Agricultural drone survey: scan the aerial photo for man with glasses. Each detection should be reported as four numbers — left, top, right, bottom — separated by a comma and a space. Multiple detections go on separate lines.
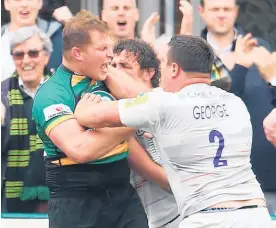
1, 25, 52, 213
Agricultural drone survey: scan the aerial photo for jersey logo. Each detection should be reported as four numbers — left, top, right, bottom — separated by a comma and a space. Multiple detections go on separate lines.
43, 104, 73, 121
91, 91, 115, 101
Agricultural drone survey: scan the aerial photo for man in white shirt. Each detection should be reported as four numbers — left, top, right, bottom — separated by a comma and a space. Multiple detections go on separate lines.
75, 35, 271, 228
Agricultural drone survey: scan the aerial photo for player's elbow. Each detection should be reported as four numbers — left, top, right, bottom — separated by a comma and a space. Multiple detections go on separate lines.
75, 111, 100, 129
65, 147, 98, 164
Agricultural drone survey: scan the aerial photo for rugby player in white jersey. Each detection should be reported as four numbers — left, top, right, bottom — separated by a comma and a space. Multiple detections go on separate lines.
109, 39, 180, 228
75, 35, 272, 228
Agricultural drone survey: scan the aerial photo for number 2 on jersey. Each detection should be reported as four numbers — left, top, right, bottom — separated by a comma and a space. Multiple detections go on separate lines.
209, 130, 228, 168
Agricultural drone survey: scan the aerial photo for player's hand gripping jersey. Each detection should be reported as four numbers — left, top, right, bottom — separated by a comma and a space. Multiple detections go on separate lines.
118, 84, 264, 219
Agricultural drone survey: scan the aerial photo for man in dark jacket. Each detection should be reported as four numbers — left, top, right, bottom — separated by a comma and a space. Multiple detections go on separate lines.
199, 0, 276, 215
1, 93, 10, 212
1, 26, 51, 213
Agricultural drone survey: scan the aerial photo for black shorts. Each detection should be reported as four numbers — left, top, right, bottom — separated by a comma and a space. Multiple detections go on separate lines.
46, 158, 148, 228
48, 183, 148, 228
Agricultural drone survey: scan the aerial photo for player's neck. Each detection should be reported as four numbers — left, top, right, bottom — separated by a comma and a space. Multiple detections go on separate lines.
180, 73, 211, 90
184, 78, 211, 87
62, 59, 85, 76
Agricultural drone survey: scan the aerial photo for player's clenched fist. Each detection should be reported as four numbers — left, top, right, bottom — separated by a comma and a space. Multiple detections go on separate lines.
75, 93, 101, 118
263, 108, 276, 147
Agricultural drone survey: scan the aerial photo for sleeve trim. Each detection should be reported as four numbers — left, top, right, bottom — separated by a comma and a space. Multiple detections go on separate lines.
45, 114, 75, 136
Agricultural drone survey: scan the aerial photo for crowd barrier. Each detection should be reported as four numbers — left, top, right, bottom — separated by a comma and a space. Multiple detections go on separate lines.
1, 213, 276, 228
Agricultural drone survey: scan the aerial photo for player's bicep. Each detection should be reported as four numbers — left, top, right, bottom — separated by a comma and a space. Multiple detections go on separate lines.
48, 118, 84, 155
118, 92, 160, 130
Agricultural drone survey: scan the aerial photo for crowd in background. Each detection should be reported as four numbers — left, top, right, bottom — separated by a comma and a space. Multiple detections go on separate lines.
1, 0, 276, 218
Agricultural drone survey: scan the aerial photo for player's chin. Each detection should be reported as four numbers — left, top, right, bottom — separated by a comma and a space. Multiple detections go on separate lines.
98, 72, 107, 81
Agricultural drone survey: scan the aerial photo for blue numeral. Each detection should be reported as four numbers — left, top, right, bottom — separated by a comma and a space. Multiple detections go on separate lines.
209, 130, 228, 168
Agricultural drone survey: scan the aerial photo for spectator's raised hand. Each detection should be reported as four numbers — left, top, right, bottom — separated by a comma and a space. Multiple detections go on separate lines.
52, 6, 73, 24
141, 12, 160, 44
218, 34, 257, 71
179, 0, 193, 35
234, 33, 258, 68
263, 108, 276, 147
251, 47, 276, 82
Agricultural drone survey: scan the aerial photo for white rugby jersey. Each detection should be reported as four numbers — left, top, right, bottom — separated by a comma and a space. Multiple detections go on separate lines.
130, 129, 178, 227
119, 83, 264, 219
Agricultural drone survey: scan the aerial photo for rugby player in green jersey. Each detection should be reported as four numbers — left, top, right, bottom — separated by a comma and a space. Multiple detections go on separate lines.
32, 10, 148, 228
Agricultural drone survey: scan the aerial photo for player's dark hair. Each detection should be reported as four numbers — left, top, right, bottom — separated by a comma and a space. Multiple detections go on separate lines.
167, 35, 215, 74
113, 39, 161, 88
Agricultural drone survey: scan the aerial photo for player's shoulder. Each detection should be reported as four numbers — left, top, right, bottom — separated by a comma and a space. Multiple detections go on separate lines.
210, 85, 249, 113
33, 68, 73, 109
151, 87, 172, 98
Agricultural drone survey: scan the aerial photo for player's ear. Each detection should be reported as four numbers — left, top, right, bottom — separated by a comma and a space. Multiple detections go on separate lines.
143, 68, 155, 82
71, 47, 83, 61
102, 9, 107, 22
172, 63, 179, 78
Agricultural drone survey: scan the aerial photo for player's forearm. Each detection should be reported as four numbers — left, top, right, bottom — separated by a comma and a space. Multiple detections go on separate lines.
127, 137, 170, 191
68, 127, 134, 163
75, 101, 124, 128
105, 73, 151, 99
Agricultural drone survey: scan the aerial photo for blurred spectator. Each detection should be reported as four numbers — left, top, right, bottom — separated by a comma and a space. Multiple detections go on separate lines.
1, 0, 63, 81
199, 0, 276, 215
1, 97, 10, 212
252, 47, 276, 138
101, 0, 139, 40
1, 0, 72, 24
141, 0, 193, 45
253, 48, 276, 216
237, 0, 276, 51
1, 26, 51, 213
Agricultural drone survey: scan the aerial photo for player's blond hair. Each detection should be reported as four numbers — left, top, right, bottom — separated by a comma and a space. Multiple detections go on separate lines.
63, 10, 109, 58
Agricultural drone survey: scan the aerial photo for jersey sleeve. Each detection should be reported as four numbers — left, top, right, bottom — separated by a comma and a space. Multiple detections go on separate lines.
32, 85, 75, 136
118, 91, 163, 131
